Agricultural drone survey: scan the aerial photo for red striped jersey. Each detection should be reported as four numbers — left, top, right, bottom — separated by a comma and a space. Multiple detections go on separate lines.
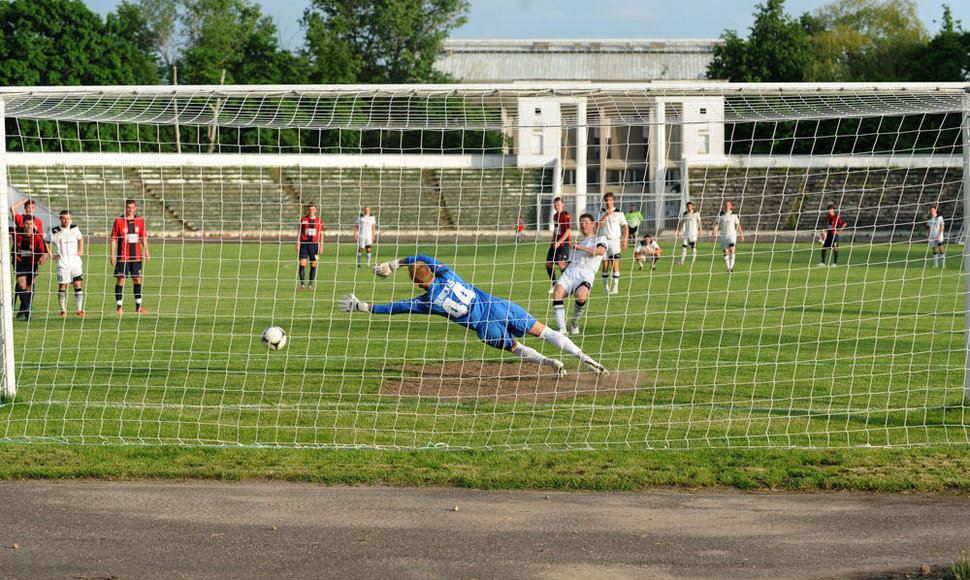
300, 217, 323, 242
12, 230, 48, 266
112, 216, 147, 261
14, 213, 42, 235
825, 214, 846, 233
552, 211, 571, 243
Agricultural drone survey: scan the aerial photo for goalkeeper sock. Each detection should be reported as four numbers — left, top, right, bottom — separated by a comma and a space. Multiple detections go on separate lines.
58, 289, 67, 313
74, 288, 84, 312
309, 265, 317, 285
553, 301, 566, 331
115, 284, 124, 307
538, 327, 582, 357
511, 342, 559, 369
298, 265, 305, 285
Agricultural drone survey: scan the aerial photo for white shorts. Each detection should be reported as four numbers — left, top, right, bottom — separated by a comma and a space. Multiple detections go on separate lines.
555, 268, 595, 296
357, 235, 374, 248
681, 235, 697, 246
604, 238, 622, 259
56, 258, 83, 285
930, 240, 945, 248
719, 237, 736, 250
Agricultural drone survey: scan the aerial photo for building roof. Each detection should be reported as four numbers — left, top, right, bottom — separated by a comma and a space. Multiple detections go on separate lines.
435, 39, 721, 83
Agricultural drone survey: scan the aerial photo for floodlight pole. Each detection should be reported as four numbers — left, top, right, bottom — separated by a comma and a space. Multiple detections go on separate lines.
0, 98, 16, 400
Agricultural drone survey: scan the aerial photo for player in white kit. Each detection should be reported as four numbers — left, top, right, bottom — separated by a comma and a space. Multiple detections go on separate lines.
712, 201, 744, 273
354, 206, 378, 267
48, 210, 85, 316
552, 214, 607, 335
596, 193, 629, 295
634, 235, 662, 270
927, 205, 946, 269
676, 201, 703, 265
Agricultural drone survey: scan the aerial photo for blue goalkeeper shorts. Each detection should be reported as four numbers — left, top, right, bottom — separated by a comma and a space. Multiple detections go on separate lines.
473, 299, 536, 351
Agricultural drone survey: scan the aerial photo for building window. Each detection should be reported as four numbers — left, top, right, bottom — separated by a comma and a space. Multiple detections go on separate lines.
698, 130, 710, 155
533, 131, 545, 155
587, 168, 600, 185
562, 170, 576, 186
606, 170, 623, 185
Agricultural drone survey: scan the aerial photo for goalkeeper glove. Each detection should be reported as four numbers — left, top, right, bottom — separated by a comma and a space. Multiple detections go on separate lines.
372, 259, 400, 278
338, 294, 370, 313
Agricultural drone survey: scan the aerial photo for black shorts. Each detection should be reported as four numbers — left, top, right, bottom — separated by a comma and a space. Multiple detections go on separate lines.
14, 261, 37, 285
607, 252, 622, 261
299, 242, 319, 261
823, 233, 839, 248
628, 225, 639, 238
546, 243, 570, 264
114, 261, 143, 278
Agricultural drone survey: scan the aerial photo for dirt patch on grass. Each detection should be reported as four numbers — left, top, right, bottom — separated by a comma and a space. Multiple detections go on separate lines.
382, 361, 647, 402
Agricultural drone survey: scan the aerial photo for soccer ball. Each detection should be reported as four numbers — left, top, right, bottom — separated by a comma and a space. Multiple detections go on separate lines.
261, 326, 287, 351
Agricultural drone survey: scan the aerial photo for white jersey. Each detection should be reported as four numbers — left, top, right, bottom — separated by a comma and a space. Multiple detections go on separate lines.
48, 224, 83, 260
928, 215, 945, 242
596, 208, 628, 242
356, 214, 377, 244
716, 212, 740, 240
678, 211, 701, 240
567, 235, 608, 277
637, 240, 660, 254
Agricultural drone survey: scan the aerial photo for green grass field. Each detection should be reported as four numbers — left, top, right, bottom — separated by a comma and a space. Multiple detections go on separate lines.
0, 239, 966, 453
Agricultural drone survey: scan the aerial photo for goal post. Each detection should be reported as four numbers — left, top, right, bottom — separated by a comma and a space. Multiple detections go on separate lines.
0, 83, 968, 449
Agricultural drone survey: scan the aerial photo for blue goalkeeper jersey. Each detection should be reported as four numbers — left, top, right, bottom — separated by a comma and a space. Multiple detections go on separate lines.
370, 255, 535, 350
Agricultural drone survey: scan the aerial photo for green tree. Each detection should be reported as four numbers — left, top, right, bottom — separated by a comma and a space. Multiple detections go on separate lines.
0, 0, 159, 85
805, 0, 927, 81
302, 0, 470, 84
907, 5, 969, 81
707, 0, 813, 82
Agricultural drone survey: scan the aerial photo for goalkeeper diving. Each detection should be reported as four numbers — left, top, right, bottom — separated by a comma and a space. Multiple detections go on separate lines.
338, 255, 608, 377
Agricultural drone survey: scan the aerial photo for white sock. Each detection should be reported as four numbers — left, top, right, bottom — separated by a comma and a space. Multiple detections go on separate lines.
681, 246, 687, 261
58, 290, 67, 312
74, 290, 83, 311
602, 274, 609, 290
724, 253, 730, 269
934, 253, 939, 267
553, 302, 566, 331
941, 253, 946, 267
729, 253, 736, 269
570, 301, 586, 327
691, 248, 697, 264
538, 327, 582, 357
612, 274, 620, 290
357, 252, 362, 265
511, 342, 558, 369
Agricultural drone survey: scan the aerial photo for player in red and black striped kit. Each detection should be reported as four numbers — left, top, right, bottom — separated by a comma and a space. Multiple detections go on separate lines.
297, 204, 324, 289
818, 204, 847, 267
110, 199, 150, 314
545, 197, 572, 293
10, 215, 49, 321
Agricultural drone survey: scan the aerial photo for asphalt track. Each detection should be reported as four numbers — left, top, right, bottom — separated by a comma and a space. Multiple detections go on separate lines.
1, 481, 968, 579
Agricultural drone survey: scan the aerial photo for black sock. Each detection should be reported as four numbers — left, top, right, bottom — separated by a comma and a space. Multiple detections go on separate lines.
115, 284, 124, 306
298, 265, 305, 284
820, 250, 827, 264
546, 265, 555, 281
309, 266, 317, 284
133, 283, 143, 307
833, 250, 838, 264
22, 289, 33, 312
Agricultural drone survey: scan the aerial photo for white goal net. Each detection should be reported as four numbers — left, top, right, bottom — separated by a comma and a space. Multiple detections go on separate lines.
0, 83, 967, 449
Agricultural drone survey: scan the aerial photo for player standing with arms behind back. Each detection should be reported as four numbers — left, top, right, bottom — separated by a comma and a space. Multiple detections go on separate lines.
676, 201, 702, 265
111, 199, 149, 314
545, 196, 572, 294
818, 204, 847, 267
927, 205, 946, 269
298, 203, 323, 289
596, 193, 628, 294
354, 206, 377, 268
49, 210, 85, 316
712, 201, 744, 273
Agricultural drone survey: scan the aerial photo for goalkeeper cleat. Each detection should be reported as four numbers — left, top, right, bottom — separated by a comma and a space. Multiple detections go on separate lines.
552, 359, 567, 379
580, 355, 608, 376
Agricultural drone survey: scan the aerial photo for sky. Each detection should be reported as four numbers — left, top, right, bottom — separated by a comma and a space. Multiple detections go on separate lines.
84, 0, 970, 50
